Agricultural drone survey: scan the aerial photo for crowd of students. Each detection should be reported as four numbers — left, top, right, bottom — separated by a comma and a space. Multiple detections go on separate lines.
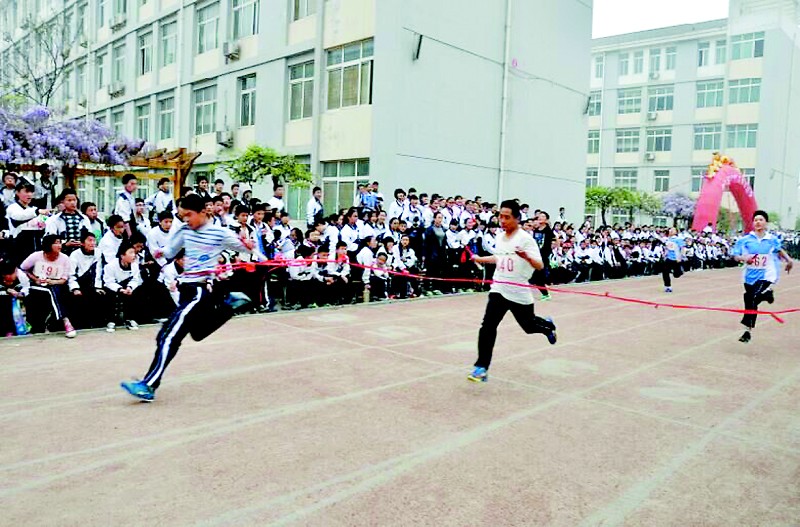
0, 169, 790, 338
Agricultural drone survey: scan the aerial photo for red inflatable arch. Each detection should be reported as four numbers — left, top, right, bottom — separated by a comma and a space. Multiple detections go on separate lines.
691, 155, 758, 233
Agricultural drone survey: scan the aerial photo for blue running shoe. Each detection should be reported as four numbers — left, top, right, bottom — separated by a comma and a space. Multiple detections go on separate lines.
224, 292, 252, 311
665, 287, 673, 293
545, 317, 557, 345
120, 380, 155, 402
467, 367, 488, 383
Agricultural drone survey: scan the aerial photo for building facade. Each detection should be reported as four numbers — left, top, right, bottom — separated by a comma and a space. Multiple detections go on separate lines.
0, 0, 592, 222
587, 0, 800, 228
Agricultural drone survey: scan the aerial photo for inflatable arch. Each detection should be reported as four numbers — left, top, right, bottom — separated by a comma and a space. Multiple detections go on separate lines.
691, 154, 758, 233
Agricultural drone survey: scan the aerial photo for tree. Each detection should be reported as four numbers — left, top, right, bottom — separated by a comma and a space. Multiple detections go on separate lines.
216, 144, 313, 190
0, 105, 144, 166
662, 192, 696, 228
614, 189, 662, 223
716, 206, 741, 234
1, 14, 80, 108
585, 186, 621, 226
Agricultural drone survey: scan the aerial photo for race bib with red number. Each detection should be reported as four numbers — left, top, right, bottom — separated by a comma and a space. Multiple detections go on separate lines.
747, 254, 770, 269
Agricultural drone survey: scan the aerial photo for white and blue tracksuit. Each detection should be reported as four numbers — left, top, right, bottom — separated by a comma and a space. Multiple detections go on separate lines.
142, 223, 263, 389
733, 231, 782, 329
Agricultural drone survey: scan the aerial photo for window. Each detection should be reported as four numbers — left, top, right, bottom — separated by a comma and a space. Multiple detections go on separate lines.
587, 92, 601, 116
321, 159, 370, 213
292, 0, 316, 21
729, 78, 761, 104
646, 128, 672, 152
665, 46, 676, 71
63, 67, 72, 100
76, 61, 86, 100
715, 39, 727, 64
648, 85, 674, 111
238, 74, 256, 126
726, 124, 758, 148
691, 167, 705, 192
611, 208, 628, 225
741, 168, 755, 189
586, 169, 599, 188
138, 33, 152, 75
197, 3, 219, 54
232, 0, 258, 39
327, 39, 373, 110
693, 123, 722, 151
290, 61, 314, 120
649, 48, 661, 73
95, 112, 107, 125
77, 1, 87, 37
696, 80, 724, 108
112, 42, 125, 83
618, 53, 629, 76
654, 170, 670, 192
652, 216, 669, 227
617, 88, 641, 114
698, 42, 710, 67
594, 55, 604, 78
194, 85, 217, 135
96, 52, 106, 88
633, 50, 644, 74
135, 102, 150, 140
112, 108, 124, 135
160, 20, 177, 67
114, 0, 127, 15
731, 32, 765, 60
613, 169, 638, 190
98, 0, 107, 27
616, 129, 640, 153
587, 130, 600, 154
158, 96, 174, 140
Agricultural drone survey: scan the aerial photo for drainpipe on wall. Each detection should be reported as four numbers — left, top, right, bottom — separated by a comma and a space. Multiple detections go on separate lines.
496, 0, 512, 203
175, 0, 185, 168
310, 0, 326, 189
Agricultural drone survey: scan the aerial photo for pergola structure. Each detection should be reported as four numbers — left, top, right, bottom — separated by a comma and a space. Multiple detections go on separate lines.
14, 147, 201, 200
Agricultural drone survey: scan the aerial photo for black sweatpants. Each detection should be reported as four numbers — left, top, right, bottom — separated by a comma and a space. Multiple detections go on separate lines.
741, 280, 773, 329
475, 292, 555, 370
142, 283, 233, 390
661, 259, 683, 287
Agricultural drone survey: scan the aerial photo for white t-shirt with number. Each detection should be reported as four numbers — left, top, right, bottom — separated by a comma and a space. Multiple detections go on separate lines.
490, 228, 542, 305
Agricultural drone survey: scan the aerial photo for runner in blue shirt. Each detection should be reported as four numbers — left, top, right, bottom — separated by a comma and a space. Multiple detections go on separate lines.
662, 227, 684, 293
732, 210, 793, 343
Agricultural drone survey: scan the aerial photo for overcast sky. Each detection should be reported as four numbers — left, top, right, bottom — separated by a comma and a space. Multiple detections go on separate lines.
593, 0, 730, 38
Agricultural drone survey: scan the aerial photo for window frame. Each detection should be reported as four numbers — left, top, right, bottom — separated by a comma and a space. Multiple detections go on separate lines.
618, 53, 629, 76
633, 50, 644, 74
292, 0, 317, 21
698, 41, 710, 67
586, 169, 599, 188
729, 78, 761, 104
138, 32, 152, 76
587, 130, 600, 154
193, 85, 217, 136
726, 124, 758, 148
232, 0, 259, 39
693, 123, 722, 151
158, 95, 175, 140
696, 80, 724, 108
648, 85, 674, 112
731, 32, 765, 60
615, 129, 640, 153
326, 39, 374, 110
587, 92, 601, 116
646, 127, 672, 152
135, 101, 150, 141
197, 2, 220, 54
613, 169, 638, 190
112, 41, 125, 83
238, 74, 256, 127
665, 46, 676, 71
617, 88, 642, 114
654, 170, 670, 192
289, 61, 315, 120
160, 19, 177, 67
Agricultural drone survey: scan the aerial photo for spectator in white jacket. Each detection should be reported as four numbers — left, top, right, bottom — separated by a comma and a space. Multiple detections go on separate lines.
102, 242, 143, 332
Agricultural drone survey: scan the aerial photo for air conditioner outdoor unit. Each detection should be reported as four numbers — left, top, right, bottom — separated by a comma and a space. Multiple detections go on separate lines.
216, 130, 234, 147
78, 35, 89, 48
110, 15, 127, 31
649, 71, 660, 80
77, 97, 87, 107
645, 152, 656, 161
647, 111, 658, 121
222, 41, 240, 61
108, 83, 125, 97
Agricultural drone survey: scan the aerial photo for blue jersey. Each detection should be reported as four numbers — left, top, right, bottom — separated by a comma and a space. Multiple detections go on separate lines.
665, 236, 684, 261
732, 232, 782, 285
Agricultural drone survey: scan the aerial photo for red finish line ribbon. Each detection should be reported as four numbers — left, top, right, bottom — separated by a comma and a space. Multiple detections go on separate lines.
187, 255, 797, 324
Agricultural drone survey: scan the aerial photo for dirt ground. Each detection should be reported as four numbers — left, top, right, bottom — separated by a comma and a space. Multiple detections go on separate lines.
2, 267, 800, 526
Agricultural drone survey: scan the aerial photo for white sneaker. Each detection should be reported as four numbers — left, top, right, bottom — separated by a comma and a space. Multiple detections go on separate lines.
106, 322, 116, 333
126, 320, 139, 331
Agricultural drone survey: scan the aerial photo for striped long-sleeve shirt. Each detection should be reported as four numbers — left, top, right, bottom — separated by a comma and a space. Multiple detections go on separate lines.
164, 222, 265, 283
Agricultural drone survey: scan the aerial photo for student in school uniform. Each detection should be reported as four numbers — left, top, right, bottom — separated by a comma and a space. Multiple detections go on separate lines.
364, 251, 390, 301
306, 186, 324, 228
158, 249, 185, 306
393, 234, 420, 298
0, 260, 30, 337
68, 231, 104, 329
325, 241, 352, 304
661, 227, 684, 293
103, 242, 143, 332
387, 188, 408, 223
114, 174, 138, 238
341, 208, 361, 261
7, 181, 51, 264
445, 219, 464, 291
20, 234, 76, 338
81, 202, 106, 241
287, 243, 320, 309
45, 189, 90, 255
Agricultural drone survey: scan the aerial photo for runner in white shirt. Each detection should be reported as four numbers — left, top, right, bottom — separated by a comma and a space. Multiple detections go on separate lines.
467, 200, 557, 383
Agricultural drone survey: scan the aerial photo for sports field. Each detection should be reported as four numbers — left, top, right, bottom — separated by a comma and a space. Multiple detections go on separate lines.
2, 267, 800, 526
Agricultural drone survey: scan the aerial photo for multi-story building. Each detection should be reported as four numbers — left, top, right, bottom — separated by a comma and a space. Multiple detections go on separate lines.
0, 0, 593, 221
587, 0, 800, 228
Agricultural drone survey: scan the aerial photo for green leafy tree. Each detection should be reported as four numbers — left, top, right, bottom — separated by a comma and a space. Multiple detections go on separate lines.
585, 186, 622, 226
215, 144, 313, 189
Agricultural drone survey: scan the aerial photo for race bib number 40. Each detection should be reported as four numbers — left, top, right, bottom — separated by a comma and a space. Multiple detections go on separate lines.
747, 254, 770, 269
498, 256, 515, 272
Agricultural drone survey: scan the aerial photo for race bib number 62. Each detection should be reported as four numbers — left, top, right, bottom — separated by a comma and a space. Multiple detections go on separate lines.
747, 254, 769, 269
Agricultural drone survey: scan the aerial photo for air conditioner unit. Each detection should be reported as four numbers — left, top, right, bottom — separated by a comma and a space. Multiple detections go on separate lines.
222, 41, 240, 61
645, 152, 656, 161
649, 71, 660, 80
110, 15, 127, 31
216, 130, 234, 147
79, 35, 89, 48
77, 97, 87, 107
646, 111, 658, 121
108, 83, 125, 97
